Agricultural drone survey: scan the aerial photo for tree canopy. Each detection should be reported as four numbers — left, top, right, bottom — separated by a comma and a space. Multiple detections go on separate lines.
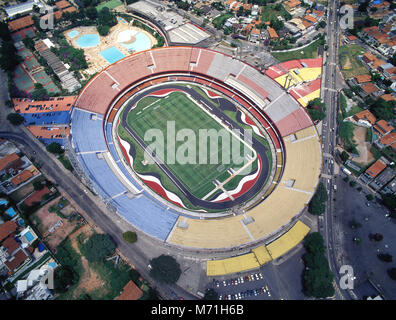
7, 113, 25, 125
308, 182, 328, 215
149, 255, 181, 284
46, 142, 63, 154
122, 231, 137, 243
81, 233, 116, 262
302, 232, 334, 298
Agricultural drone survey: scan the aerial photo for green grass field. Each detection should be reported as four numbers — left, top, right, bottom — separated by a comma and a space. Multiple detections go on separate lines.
96, 0, 122, 12
272, 38, 322, 62
127, 91, 254, 199
339, 44, 367, 79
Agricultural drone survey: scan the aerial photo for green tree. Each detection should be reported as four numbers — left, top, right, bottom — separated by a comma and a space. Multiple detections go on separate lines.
33, 180, 44, 191
81, 233, 116, 262
366, 194, 374, 201
122, 231, 137, 243
7, 113, 24, 125
378, 254, 392, 263
149, 255, 181, 284
203, 288, 219, 300
46, 142, 63, 154
304, 232, 325, 255
309, 182, 328, 215
0, 41, 21, 72
388, 268, 396, 281
54, 266, 78, 293
381, 193, 396, 212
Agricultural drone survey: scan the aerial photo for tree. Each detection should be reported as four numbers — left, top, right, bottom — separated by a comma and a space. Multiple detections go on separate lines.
369, 233, 383, 242
0, 21, 11, 41
128, 269, 141, 283
378, 254, 392, 263
381, 193, 396, 212
7, 113, 24, 125
33, 180, 44, 191
149, 255, 181, 284
302, 232, 334, 298
388, 268, 396, 281
309, 182, 328, 215
203, 288, 219, 300
81, 233, 115, 262
304, 232, 325, 255
54, 266, 77, 293
0, 41, 21, 72
366, 194, 374, 201
122, 231, 137, 243
46, 142, 63, 154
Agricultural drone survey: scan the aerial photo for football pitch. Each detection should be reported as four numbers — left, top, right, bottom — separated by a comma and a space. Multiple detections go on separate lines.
126, 91, 255, 199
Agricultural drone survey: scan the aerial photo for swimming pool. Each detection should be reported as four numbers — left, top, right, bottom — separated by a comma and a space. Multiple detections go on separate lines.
68, 30, 80, 38
76, 34, 100, 48
0, 199, 8, 206
100, 46, 125, 64
5, 207, 17, 218
24, 231, 35, 242
121, 32, 152, 53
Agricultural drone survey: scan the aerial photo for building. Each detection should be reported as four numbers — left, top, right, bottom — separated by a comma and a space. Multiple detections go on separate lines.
360, 159, 387, 183
268, 27, 279, 40
4, 0, 42, 19
116, 280, 143, 300
351, 110, 377, 127
369, 167, 396, 191
0, 221, 18, 243
283, 0, 301, 14
8, 16, 34, 33
381, 176, 396, 194
360, 82, 383, 98
374, 120, 394, 137
376, 132, 396, 150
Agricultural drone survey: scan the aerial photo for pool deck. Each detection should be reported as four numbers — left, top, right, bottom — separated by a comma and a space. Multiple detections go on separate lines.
64, 21, 157, 75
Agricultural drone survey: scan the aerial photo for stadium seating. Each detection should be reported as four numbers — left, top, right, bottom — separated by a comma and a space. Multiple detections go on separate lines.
72, 46, 321, 248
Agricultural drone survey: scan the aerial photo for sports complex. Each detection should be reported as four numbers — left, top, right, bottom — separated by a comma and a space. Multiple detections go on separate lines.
70, 46, 322, 255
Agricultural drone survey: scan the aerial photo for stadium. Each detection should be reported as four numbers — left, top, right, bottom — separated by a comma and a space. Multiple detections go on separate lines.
70, 46, 322, 251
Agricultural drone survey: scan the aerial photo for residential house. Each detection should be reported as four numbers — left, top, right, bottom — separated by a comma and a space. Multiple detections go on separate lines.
360, 158, 387, 184
360, 82, 383, 99
374, 119, 394, 137
267, 27, 279, 40
283, 0, 301, 14
376, 132, 396, 150
116, 280, 143, 300
351, 110, 377, 127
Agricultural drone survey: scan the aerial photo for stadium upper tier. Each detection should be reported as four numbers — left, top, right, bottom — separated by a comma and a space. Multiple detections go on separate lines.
71, 46, 322, 250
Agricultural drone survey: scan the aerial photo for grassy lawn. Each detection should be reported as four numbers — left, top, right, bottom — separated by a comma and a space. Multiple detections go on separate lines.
340, 93, 363, 118
339, 44, 368, 79
339, 120, 359, 155
212, 13, 233, 29
127, 91, 250, 199
261, 4, 290, 23
96, 0, 122, 11
272, 38, 322, 62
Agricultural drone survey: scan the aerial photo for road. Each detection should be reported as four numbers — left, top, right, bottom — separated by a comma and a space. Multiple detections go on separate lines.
320, 0, 354, 300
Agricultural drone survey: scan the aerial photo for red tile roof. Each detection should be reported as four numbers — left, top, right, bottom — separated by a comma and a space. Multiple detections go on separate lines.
55, 0, 72, 9
2, 236, 19, 253
361, 83, 379, 94
355, 74, 371, 84
268, 27, 278, 39
116, 281, 143, 300
0, 221, 18, 242
0, 153, 20, 172
5, 249, 29, 272
365, 159, 386, 178
13, 96, 76, 114
24, 186, 51, 207
8, 16, 34, 32
353, 110, 377, 125
380, 132, 396, 146
380, 94, 396, 102
11, 170, 33, 187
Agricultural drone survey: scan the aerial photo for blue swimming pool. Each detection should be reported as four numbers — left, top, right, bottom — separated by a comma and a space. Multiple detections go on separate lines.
5, 207, 17, 218
121, 32, 151, 53
76, 34, 100, 48
68, 30, 80, 38
24, 231, 35, 242
0, 199, 8, 206
100, 46, 125, 64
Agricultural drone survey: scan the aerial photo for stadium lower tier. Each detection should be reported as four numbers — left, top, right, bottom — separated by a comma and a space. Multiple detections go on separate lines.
70, 46, 322, 250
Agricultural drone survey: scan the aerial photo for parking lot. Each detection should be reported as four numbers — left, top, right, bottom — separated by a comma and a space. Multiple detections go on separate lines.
210, 271, 273, 300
